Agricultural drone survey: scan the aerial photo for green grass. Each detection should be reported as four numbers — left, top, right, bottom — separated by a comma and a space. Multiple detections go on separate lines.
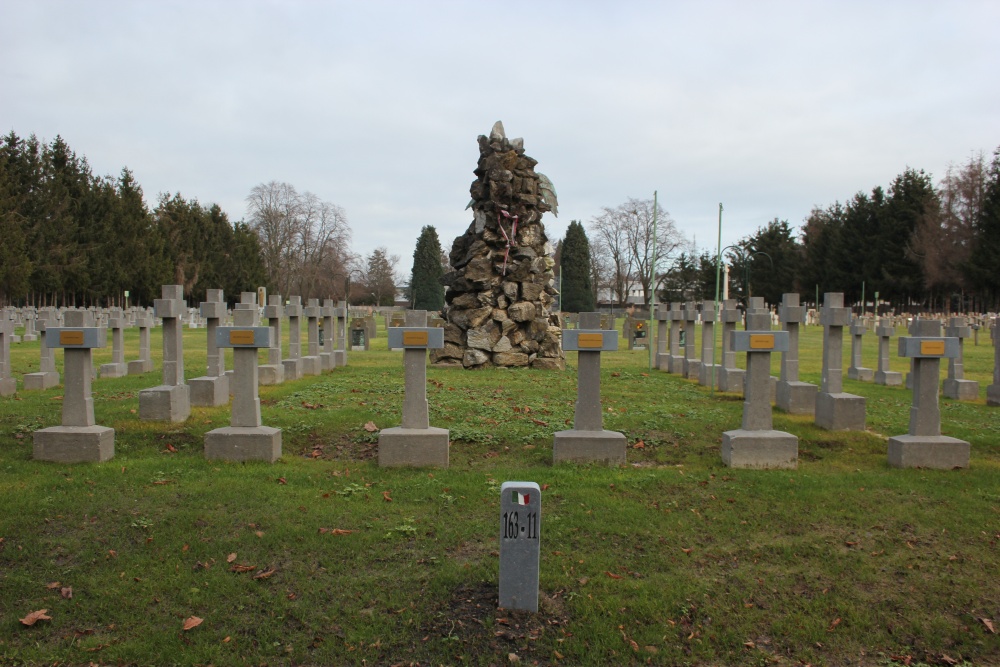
1, 320, 998, 666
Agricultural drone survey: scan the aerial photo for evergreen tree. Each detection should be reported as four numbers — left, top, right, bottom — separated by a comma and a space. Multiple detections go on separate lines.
966, 147, 1000, 307
409, 225, 445, 311
560, 220, 595, 312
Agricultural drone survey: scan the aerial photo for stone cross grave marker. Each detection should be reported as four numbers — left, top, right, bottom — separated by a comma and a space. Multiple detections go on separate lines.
259, 295, 285, 385
128, 311, 154, 375
815, 293, 866, 431
499, 481, 541, 612
204, 296, 281, 462
301, 298, 323, 376
776, 293, 817, 415
989, 319, 1000, 407
22, 308, 37, 342
387, 311, 406, 351
0, 313, 16, 396
717, 299, 745, 393
847, 318, 874, 382
698, 300, 719, 388
334, 301, 348, 367
378, 310, 450, 467
654, 304, 669, 371
99, 308, 128, 378
33, 310, 115, 462
668, 302, 684, 374
321, 299, 335, 370
721, 309, 797, 468
874, 318, 902, 386
553, 312, 627, 463
682, 301, 701, 380
942, 316, 978, 400
282, 296, 304, 380
888, 319, 969, 468
139, 285, 191, 423
190, 289, 230, 407
23, 309, 61, 390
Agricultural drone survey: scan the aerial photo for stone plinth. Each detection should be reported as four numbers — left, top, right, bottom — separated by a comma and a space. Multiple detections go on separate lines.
99, 310, 127, 378
259, 295, 285, 385
717, 300, 745, 393
23, 311, 60, 390
654, 305, 669, 370
722, 430, 799, 469
139, 285, 191, 423
942, 316, 978, 401
333, 301, 348, 367
553, 313, 626, 464
874, 321, 902, 386
0, 315, 17, 396
282, 296, 304, 380
320, 299, 335, 370
846, 320, 874, 382
190, 289, 230, 407
988, 319, 1000, 407
682, 301, 701, 380
698, 301, 720, 388
301, 298, 323, 376
379, 311, 450, 467
668, 303, 684, 374
128, 313, 154, 375
776, 293, 817, 415
815, 293, 865, 431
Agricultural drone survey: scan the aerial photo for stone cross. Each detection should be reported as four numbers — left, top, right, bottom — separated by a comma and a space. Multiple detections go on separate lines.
682, 301, 701, 380
204, 296, 281, 462
0, 313, 15, 396
874, 318, 902, 386
847, 318, 874, 381
553, 312, 626, 463
321, 299, 335, 370
22, 308, 37, 342
259, 295, 285, 385
334, 300, 348, 367
33, 309, 115, 462
23, 309, 61, 390
282, 296, 304, 380
942, 316, 978, 400
698, 300, 719, 387
888, 319, 969, 468
654, 304, 669, 371
721, 309, 797, 468
668, 302, 683, 374
301, 298, 322, 376
99, 308, 128, 378
776, 293, 817, 415
717, 299, 745, 393
378, 310, 449, 467
815, 292, 865, 431
128, 311, 154, 375
139, 284, 191, 423
190, 289, 231, 407
989, 319, 1000, 407
499, 481, 541, 612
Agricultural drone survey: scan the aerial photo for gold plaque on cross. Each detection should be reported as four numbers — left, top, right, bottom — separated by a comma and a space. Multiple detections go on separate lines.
230, 330, 255, 345
920, 340, 945, 355
60, 331, 84, 345
749, 334, 775, 350
403, 331, 428, 346
578, 333, 604, 348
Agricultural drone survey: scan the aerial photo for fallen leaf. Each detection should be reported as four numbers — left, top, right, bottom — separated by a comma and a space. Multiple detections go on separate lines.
230, 564, 256, 573
108, 550, 117, 558
828, 617, 841, 631
277, 477, 287, 485
941, 655, 958, 665
252, 568, 276, 580
182, 616, 203, 631
363, 421, 378, 432
633, 440, 645, 449
382, 491, 393, 502
845, 541, 859, 547
222, 636, 231, 643
604, 571, 622, 579
166, 443, 177, 453
61, 587, 73, 599
744, 641, 755, 648
507, 653, 520, 663
20, 609, 52, 626
255, 531, 264, 538
227, 553, 237, 563
681, 548, 692, 554
578, 577, 589, 585
980, 617, 996, 634
541, 484, 550, 491
553, 650, 564, 660
182, 544, 189, 552
45, 582, 61, 589
331, 528, 353, 535
531, 418, 549, 426
611, 372, 621, 377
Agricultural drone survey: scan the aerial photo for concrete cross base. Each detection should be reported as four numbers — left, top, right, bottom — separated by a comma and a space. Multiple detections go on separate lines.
1, 376, 17, 396
887, 435, 970, 469
776, 381, 818, 415
320, 352, 334, 371
656, 353, 670, 371
698, 363, 722, 388
815, 392, 866, 431
874, 370, 903, 387
127, 359, 153, 375
721, 429, 798, 469
987, 384, 1000, 407
942, 379, 979, 401
139, 385, 191, 422
282, 359, 303, 381
684, 360, 702, 381
99, 362, 127, 379
300, 356, 322, 376
258, 364, 284, 385
11, 335, 21, 343
553, 429, 626, 464
33, 425, 115, 462
716, 367, 745, 393
847, 367, 874, 382
377, 427, 450, 467
667, 355, 684, 374
23, 371, 59, 391
906, 373, 913, 390
334, 351, 347, 367
190, 375, 231, 407
22, 334, 37, 342
205, 426, 282, 462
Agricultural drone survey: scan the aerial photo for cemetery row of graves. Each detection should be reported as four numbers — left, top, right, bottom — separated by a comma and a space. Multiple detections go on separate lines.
2, 287, 999, 665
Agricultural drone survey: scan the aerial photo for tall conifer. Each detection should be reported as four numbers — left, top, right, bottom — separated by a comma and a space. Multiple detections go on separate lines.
561, 220, 595, 312
410, 225, 445, 311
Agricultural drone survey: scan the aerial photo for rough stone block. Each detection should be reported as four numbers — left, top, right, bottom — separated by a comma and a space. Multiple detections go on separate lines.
887, 435, 970, 469
717, 367, 745, 394
377, 427, 450, 467
669, 354, 685, 374
874, 370, 903, 387
128, 359, 153, 375
99, 362, 127, 379
334, 350, 347, 367
684, 359, 701, 381
139, 384, 191, 422
698, 363, 722, 387
552, 429, 626, 464
775, 381, 817, 415
189, 375, 231, 407
320, 352, 334, 371
205, 426, 282, 462
815, 392, 866, 431
300, 355, 322, 376
656, 353, 670, 371
847, 367, 874, 382
942, 378, 979, 401
721, 429, 798, 469
282, 359, 302, 381
33, 425, 115, 462
258, 364, 284, 385
1, 376, 17, 396
23, 371, 59, 391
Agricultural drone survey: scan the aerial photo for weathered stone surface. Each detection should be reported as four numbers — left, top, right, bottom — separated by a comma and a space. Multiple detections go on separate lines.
508, 302, 536, 322
532, 357, 565, 370
493, 336, 513, 353
463, 349, 490, 367
493, 352, 529, 366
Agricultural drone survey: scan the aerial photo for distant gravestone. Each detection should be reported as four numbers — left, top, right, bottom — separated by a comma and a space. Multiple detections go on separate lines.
682, 301, 701, 380
0, 313, 16, 396
717, 299, 745, 393
815, 293, 865, 431
888, 319, 969, 468
33, 310, 115, 462
846, 318, 874, 382
259, 295, 285, 385
874, 319, 902, 386
321, 299, 336, 370
301, 299, 323, 376
138, 285, 191, 423
698, 300, 719, 388
668, 302, 684, 374
553, 312, 626, 463
21, 308, 38, 342
499, 481, 541, 612
334, 301, 349, 367
127, 311, 154, 375
23, 310, 61, 390
776, 293, 817, 415
623, 316, 647, 351
350, 318, 369, 351
282, 296, 304, 380
942, 316, 978, 400
989, 319, 1000, 407
654, 305, 669, 371
190, 289, 230, 407
99, 308, 128, 378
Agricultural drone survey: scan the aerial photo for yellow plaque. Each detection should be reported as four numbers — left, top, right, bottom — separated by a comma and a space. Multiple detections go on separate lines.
403, 331, 428, 346
230, 330, 256, 345
921, 340, 945, 355
578, 333, 604, 348
60, 330, 84, 345
749, 334, 775, 350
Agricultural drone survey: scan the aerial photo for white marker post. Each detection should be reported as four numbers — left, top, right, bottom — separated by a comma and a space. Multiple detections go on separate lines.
499, 481, 541, 612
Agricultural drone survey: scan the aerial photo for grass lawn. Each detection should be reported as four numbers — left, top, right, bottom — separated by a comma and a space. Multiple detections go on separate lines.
1, 319, 999, 666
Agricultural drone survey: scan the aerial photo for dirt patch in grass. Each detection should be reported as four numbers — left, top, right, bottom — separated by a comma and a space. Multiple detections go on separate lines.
300, 432, 377, 461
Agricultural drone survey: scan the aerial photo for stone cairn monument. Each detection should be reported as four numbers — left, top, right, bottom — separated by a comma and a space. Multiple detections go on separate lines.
433, 122, 564, 370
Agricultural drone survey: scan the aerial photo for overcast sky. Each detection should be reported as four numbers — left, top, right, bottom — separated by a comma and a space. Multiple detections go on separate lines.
3, 0, 998, 277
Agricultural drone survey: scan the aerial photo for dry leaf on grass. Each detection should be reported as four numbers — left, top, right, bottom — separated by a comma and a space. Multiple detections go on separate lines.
382, 491, 393, 502
20, 609, 52, 626
364, 421, 378, 432
227, 553, 237, 563
182, 616, 203, 631
45, 582, 61, 589
230, 564, 256, 573
60, 587, 73, 599
980, 617, 996, 634
252, 568, 276, 580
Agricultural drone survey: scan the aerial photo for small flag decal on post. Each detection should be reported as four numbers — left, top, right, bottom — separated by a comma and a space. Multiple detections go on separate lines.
513, 491, 530, 505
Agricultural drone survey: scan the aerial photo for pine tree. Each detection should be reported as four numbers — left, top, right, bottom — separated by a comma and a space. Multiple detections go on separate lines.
966, 147, 1000, 308
560, 220, 595, 312
409, 225, 445, 311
